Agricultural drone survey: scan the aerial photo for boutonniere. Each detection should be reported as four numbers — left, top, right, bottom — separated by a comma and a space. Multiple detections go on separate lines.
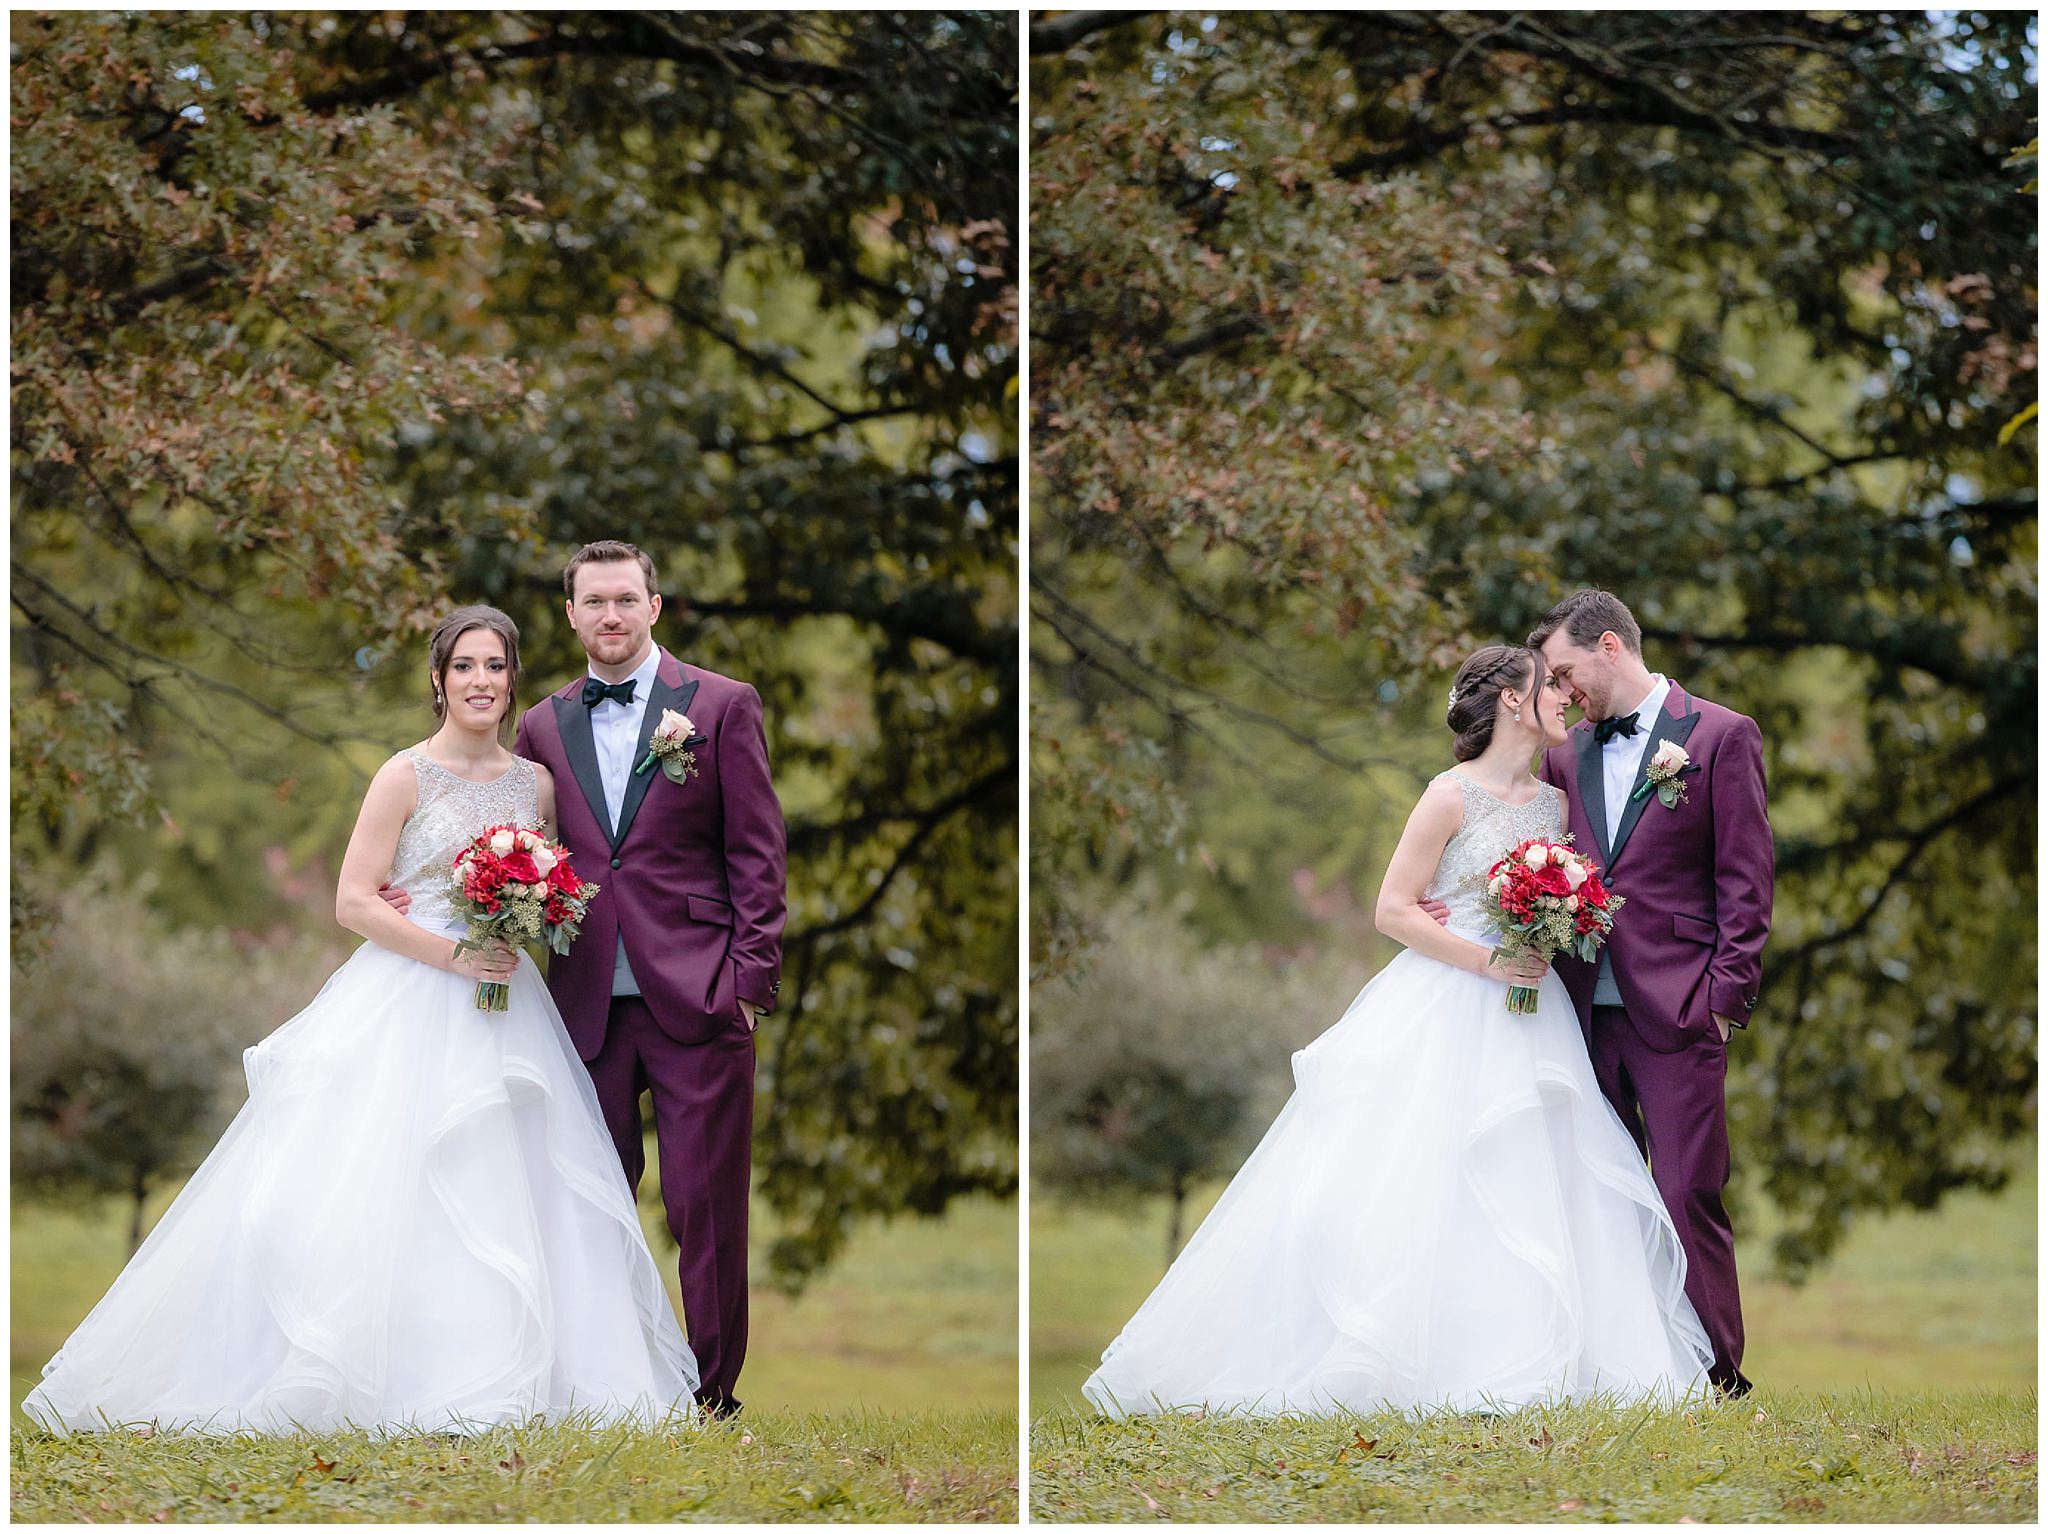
635, 709, 702, 785
1632, 740, 1693, 809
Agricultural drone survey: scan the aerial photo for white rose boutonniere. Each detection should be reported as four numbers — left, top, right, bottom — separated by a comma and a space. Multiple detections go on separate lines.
1633, 740, 1693, 809
635, 709, 702, 785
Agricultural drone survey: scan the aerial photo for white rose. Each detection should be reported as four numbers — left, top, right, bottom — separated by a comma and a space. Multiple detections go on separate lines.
515, 829, 540, 851
654, 709, 694, 745
1564, 894, 1580, 911
1563, 860, 1587, 891
531, 846, 557, 876
1653, 741, 1690, 773
1549, 846, 1568, 866
1523, 846, 1547, 871
489, 829, 515, 856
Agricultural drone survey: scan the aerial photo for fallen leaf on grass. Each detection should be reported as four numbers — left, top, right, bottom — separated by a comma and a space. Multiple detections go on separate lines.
2008, 1451, 2037, 1467
309, 1453, 336, 1475
1200, 1484, 1222, 1499
1782, 1495, 1826, 1513
1132, 1483, 1161, 1515
1558, 1499, 1583, 1512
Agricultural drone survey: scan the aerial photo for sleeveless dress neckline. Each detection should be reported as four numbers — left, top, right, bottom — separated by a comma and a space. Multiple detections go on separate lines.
407, 745, 523, 788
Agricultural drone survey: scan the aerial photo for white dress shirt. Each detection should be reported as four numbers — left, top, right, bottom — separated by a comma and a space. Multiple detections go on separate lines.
1594, 673, 1669, 1006
587, 643, 662, 997
1600, 673, 1671, 836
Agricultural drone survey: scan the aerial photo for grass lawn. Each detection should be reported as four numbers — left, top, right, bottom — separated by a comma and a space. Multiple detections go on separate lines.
14, 1409, 1016, 1523
13, 1187, 1018, 1521
1032, 1390, 2035, 1522
1031, 1143, 2034, 1520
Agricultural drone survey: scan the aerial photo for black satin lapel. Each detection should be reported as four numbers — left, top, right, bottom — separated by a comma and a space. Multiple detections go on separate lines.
613, 675, 699, 848
1575, 729, 1610, 860
1607, 699, 1700, 867
555, 691, 615, 845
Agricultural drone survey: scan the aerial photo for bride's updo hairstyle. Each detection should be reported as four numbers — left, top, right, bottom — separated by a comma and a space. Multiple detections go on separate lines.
1445, 644, 1537, 762
427, 605, 523, 737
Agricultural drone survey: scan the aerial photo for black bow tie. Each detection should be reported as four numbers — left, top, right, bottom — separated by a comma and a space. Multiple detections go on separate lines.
582, 676, 638, 709
1594, 712, 1641, 746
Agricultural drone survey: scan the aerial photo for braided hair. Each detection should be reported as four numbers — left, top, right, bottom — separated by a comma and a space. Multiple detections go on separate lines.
1444, 645, 1537, 762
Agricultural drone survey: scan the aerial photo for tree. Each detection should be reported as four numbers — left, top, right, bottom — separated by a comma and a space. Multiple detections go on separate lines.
12, 10, 1019, 1282
12, 877, 331, 1254
1032, 11, 2035, 1273
1031, 902, 1343, 1264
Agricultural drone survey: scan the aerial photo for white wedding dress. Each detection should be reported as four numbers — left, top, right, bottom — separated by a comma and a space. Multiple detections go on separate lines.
1083, 770, 1713, 1418
23, 750, 698, 1436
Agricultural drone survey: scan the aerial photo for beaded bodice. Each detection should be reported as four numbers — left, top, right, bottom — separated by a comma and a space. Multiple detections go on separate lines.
388, 748, 541, 929
1425, 770, 1568, 939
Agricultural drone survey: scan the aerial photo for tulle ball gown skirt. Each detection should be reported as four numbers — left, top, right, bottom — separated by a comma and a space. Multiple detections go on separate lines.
1082, 947, 1714, 1418
23, 928, 699, 1436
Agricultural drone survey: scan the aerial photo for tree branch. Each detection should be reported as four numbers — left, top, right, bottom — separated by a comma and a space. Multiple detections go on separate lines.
301, 22, 856, 114
1030, 12, 1154, 56
785, 760, 1013, 947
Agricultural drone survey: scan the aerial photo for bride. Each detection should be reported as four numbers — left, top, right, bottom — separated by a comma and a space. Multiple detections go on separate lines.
1083, 644, 1713, 1418
23, 606, 698, 1436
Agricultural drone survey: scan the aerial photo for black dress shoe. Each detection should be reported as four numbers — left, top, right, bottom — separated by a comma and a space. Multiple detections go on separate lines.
1713, 1369, 1754, 1400
697, 1395, 744, 1422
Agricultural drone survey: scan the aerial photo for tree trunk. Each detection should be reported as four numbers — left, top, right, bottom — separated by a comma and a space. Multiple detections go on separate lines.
128, 1174, 148, 1257
1164, 1171, 1187, 1267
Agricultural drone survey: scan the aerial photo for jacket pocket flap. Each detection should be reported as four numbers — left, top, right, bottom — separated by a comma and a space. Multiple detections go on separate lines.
686, 893, 735, 926
1673, 912, 1716, 945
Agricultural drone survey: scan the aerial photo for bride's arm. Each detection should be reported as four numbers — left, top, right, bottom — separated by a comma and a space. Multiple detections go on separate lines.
531, 761, 557, 835
333, 756, 512, 979
1372, 779, 1543, 981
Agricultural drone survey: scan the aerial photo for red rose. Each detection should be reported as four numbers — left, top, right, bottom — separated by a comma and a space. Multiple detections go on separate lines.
547, 860, 580, 894
1531, 864, 1572, 897
544, 896, 568, 924
499, 851, 539, 884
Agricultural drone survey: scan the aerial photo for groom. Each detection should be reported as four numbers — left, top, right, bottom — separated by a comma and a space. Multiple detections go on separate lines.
1529, 589, 1772, 1397
519, 540, 786, 1417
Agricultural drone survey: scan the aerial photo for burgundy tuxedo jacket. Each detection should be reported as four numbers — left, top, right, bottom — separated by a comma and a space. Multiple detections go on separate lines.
514, 647, 787, 1058
1537, 683, 1774, 1052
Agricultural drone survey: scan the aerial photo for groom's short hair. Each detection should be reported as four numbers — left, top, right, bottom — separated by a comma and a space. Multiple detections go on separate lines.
1528, 589, 1642, 655
564, 540, 659, 600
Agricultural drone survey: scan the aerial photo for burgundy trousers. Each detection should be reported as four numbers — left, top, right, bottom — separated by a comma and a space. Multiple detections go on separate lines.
586, 994, 755, 1412
1589, 1005, 1750, 1393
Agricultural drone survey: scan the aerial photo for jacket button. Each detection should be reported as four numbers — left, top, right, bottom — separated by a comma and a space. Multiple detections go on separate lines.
610, 857, 621, 869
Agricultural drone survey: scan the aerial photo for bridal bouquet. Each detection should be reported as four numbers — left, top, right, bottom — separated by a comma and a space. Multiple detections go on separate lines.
1483, 837, 1623, 1015
448, 824, 600, 1011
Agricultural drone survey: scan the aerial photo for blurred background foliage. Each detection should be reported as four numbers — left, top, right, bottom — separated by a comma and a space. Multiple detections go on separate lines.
12, 10, 1017, 1285
1030, 11, 2035, 1276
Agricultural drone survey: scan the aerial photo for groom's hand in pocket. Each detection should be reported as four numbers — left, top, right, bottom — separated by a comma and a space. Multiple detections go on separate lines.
376, 882, 412, 915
